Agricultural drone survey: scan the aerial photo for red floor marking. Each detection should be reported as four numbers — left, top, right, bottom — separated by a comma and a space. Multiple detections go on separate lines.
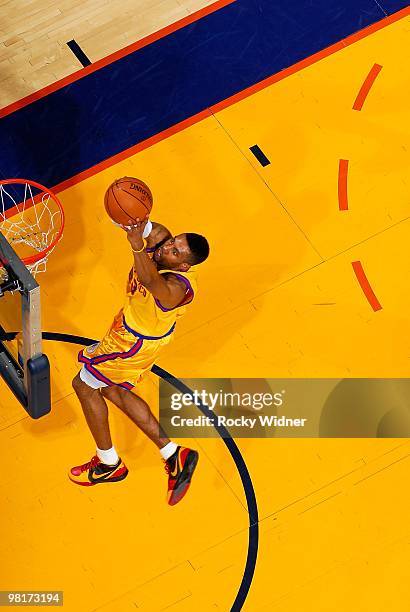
352, 261, 382, 311
353, 63, 383, 111
210, 8, 408, 114
338, 159, 349, 211
0, 7, 408, 122
2, 8, 408, 192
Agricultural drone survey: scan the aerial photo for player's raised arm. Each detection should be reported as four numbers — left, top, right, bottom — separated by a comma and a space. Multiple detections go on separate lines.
123, 220, 186, 309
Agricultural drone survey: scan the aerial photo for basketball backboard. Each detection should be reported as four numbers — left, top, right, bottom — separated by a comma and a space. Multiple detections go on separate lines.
0, 231, 50, 418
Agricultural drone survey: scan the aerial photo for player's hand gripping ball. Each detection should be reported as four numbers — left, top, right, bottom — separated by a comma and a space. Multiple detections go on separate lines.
104, 177, 153, 226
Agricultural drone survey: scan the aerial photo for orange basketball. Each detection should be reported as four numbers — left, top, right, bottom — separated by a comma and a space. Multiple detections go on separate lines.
104, 177, 153, 225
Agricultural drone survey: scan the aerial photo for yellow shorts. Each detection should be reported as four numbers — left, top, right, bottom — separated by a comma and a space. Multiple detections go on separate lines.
78, 310, 174, 389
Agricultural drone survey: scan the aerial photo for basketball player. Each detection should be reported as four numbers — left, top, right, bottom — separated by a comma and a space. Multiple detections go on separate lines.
69, 216, 209, 505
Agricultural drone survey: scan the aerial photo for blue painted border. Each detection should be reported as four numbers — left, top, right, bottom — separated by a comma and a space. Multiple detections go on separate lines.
1, 0, 408, 190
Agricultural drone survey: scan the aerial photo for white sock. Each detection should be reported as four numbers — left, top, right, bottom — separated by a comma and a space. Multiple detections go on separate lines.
97, 446, 119, 466
160, 441, 178, 461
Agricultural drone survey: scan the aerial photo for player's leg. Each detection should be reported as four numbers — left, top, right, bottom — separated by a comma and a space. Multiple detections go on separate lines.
72, 372, 112, 449
68, 372, 128, 486
101, 385, 199, 505
100, 383, 169, 448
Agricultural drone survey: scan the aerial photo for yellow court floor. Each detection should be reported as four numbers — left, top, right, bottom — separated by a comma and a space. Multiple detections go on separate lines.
1, 10, 410, 612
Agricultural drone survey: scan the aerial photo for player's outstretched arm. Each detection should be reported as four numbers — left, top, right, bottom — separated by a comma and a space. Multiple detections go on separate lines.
123, 220, 186, 309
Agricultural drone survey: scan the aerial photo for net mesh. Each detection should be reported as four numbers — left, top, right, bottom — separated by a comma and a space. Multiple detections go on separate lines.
0, 181, 64, 275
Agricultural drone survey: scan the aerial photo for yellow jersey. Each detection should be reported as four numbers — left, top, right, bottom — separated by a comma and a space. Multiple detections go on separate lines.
123, 265, 197, 338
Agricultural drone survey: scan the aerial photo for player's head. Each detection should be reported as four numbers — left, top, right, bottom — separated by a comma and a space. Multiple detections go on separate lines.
153, 233, 209, 271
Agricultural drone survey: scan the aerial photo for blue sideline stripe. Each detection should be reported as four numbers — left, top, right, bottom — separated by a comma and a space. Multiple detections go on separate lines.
0, 0, 407, 191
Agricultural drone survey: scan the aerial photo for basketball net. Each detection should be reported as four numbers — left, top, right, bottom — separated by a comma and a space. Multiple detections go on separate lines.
0, 179, 64, 277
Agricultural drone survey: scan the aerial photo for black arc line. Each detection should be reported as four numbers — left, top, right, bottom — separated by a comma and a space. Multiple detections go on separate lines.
42, 331, 259, 611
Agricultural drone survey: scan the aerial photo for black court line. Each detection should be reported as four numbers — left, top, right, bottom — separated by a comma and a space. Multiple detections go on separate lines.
42, 332, 259, 612
249, 145, 271, 167
0, 324, 18, 342
152, 365, 259, 611
66, 40, 92, 67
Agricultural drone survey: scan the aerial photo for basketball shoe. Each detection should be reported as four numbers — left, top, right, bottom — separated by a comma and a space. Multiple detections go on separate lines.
69, 455, 128, 486
165, 446, 199, 505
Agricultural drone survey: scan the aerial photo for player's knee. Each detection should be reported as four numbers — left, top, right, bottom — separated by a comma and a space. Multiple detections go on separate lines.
100, 384, 126, 405
100, 385, 115, 400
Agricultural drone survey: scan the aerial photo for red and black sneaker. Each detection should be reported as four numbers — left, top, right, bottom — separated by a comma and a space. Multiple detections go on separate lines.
69, 455, 128, 486
165, 446, 199, 506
